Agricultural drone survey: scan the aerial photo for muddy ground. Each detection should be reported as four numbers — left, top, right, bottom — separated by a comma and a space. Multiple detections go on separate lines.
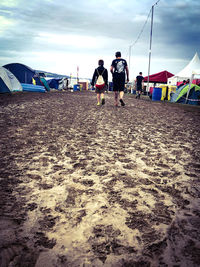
0, 90, 200, 267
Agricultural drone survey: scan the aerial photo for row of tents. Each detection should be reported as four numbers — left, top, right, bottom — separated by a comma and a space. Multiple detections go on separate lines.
1, 55, 200, 105
0, 63, 69, 93
143, 52, 200, 105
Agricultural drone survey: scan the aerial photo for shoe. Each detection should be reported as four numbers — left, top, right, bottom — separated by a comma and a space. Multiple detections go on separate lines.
97, 102, 101, 106
120, 99, 125, 106
101, 98, 105, 105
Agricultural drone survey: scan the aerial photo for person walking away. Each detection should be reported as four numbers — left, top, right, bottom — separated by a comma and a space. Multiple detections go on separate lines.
135, 72, 144, 99
110, 51, 129, 106
91, 59, 108, 106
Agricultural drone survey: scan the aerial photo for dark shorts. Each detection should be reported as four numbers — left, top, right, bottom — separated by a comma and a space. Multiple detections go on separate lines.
113, 75, 125, 92
136, 84, 142, 91
95, 85, 106, 94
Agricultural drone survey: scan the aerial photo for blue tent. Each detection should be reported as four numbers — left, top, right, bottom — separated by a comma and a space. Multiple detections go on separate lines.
3, 63, 39, 85
47, 78, 61, 89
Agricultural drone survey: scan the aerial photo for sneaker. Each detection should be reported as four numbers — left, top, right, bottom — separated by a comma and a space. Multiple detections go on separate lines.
97, 102, 101, 106
120, 99, 125, 106
101, 98, 105, 105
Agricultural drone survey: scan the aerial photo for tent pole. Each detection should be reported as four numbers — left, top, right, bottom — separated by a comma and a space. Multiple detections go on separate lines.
186, 74, 193, 103
147, 5, 154, 93
128, 45, 131, 73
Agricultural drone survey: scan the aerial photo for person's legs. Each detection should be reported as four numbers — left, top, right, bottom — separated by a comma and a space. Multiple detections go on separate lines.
101, 93, 105, 105
114, 91, 118, 106
119, 91, 124, 100
119, 90, 125, 106
136, 86, 142, 98
97, 93, 101, 105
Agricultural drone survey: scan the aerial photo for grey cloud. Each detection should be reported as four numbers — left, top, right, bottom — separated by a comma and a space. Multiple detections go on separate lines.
0, 0, 200, 73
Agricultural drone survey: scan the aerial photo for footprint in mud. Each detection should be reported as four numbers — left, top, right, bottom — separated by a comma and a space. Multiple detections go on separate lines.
73, 162, 87, 169
34, 232, 56, 249
152, 202, 174, 224
38, 157, 50, 167
80, 179, 95, 187
120, 175, 139, 188
38, 215, 58, 230
143, 238, 168, 259
38, 183, 54, 190
89, 225, 135, 263
51, 164, 64, 171
118, 198, 138, 210
65, 187, 85, 207
141, 230, 163, 245
27, 174, 42, 181
73, 178, 95, 187
139, 178, 154, 186
26, 202, 38, 211
95, 169, 109, 176
125, 211, 151, 231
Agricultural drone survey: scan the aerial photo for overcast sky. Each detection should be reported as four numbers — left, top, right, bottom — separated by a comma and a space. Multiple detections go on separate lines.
0, 0, 200, 81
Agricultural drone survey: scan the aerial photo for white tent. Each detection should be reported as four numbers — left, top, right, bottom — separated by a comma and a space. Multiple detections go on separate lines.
0, 67, 22, 93
168, 52, 200, 85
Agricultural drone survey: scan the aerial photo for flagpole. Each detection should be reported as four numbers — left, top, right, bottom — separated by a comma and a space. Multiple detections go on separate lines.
147, 5, 154, 94
128, 45, 131, 72
77, 66, 79, 84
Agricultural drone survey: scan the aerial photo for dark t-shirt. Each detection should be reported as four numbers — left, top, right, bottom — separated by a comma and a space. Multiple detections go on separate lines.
136, 75, 144, 90
111, 58, 127, 80
136, 75, 144, 85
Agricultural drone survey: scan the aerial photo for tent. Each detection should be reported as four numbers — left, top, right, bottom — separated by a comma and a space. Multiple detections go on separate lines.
143, 70, 174, 83
47, 78, 61, 89
0, 67, 22, 93
170, 83, 200, 105
3, 63, 43, 85
40, 77, 50, 91
168, 52, 200, 85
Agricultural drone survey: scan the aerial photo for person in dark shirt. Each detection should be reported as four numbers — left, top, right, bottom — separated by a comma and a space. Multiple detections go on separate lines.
91, 59, 108, 106
110, 51, 129, 106
135, 72, 144, 99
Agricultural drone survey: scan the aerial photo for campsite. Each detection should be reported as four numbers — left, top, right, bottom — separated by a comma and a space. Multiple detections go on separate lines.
0, 89, 200, 266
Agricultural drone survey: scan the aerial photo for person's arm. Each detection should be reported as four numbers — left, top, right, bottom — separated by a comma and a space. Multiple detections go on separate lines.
125, 66, 129, 82
91, 69, 97, 86
104, 69, 108, 86
110, 65, 114, 75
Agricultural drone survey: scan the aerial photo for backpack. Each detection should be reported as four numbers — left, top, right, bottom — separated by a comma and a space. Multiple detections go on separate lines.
95, 69, 105, 89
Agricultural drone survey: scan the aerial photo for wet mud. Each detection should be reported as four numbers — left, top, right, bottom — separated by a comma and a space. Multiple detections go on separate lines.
0, 91, 200, 266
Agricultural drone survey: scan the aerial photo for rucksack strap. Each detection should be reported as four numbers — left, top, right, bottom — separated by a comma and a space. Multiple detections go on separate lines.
96, 68, 105, 76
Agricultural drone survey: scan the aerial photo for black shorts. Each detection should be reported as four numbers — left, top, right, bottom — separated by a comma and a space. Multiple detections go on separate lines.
113, 75, 125, 92
95, 85, 106, 94
136, 85, 142, 91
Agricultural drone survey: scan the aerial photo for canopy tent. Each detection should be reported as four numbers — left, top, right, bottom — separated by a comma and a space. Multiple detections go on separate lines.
0, 67, 22, 93
168, 52, 200, 85
143, 70, 174, 84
